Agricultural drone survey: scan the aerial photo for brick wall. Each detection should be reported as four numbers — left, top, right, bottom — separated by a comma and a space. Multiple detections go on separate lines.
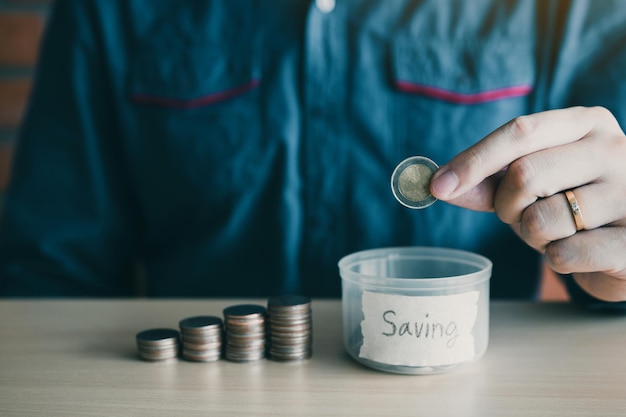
0, 0, 50, 204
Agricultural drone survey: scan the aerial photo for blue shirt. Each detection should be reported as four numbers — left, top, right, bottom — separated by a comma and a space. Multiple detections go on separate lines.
1, 0, 626, 304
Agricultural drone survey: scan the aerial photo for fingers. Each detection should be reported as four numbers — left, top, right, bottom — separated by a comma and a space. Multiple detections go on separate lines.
441, 172, 502, 212
494, 138, 603, 225
430, 105, 626, 246
518, 183, 626, 251
427, 105, 626, 302
545, 227, 626, 302
573, 272, 626, 302
431, 106, 619, 202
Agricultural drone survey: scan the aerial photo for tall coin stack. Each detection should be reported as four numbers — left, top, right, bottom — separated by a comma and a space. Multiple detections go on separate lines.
223, 304, 267, 362
179, 316, 223, 362
135, 328, 180, 362
267, 295, 313, 361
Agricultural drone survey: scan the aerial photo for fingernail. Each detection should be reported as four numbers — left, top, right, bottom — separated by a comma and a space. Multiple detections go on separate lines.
431, 168, 459, 199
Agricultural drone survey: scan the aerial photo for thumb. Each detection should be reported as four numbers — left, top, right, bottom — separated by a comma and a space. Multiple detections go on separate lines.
431, 169, 503, 212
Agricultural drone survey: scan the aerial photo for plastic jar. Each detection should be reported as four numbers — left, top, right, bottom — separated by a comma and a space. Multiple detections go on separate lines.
338, 247, 492, 374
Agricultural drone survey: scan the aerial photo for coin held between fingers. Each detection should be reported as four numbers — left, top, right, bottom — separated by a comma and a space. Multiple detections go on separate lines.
391, 156, 439, 209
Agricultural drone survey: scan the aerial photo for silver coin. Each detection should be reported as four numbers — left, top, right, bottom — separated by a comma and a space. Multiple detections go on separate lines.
269, 333, 312, 343
182, 334, 222, 345
269, 343, 311, 353
226, 351, 266, 362
136, 342, 180, 352
268, 320, 311, 330
269, 319, 312, 329
391, 156, 439, 209
179, 316, 223, 331
226, 331, 266, 340
182, 340, 222, 351
269, 350, 313, 362
139, 350, 179, 362
268, 295, 311, 308
182, 350, 222, 362
223, 304, 266, 319
226, 337, 266, 347
225, 318, 266, 329
136, 328, 180, 346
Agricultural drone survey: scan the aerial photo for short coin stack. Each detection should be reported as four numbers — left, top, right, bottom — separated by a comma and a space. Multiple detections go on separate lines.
135, 328, 180, 362
267, 295, 313, 361
223, 304, 267, 362
179, 316, 223, 362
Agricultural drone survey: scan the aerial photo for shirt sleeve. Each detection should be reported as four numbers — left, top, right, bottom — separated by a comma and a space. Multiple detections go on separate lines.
0, 0, 139, 296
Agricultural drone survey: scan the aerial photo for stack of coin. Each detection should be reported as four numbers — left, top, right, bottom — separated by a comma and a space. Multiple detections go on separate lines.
223, 304, 267, 362
179, 316, 223, 362
266, 295, 313, 361
135, 328, 180, 362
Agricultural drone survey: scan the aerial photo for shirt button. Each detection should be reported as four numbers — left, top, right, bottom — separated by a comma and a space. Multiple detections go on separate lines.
316, 0, 336, 13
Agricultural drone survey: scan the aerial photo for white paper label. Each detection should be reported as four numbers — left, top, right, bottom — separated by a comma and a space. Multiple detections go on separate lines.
359, 291, 479, 367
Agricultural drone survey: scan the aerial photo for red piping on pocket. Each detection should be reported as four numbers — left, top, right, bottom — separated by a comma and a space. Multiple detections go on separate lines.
396, 80, 532, 104
132, 78, 260, 109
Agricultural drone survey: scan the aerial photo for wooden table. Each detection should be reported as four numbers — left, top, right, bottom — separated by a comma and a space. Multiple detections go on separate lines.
0, 299, 625, 416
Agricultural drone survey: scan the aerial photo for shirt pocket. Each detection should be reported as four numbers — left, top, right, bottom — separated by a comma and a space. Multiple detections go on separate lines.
130, 41, 260, 108
393, 38, 533, 104
391, 37, 535, 161
128, 39, 264, 209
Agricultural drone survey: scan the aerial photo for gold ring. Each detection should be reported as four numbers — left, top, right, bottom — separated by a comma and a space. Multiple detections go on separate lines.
564, 190, 585, 231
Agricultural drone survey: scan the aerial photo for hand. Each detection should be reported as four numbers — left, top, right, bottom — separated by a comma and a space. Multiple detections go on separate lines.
430, 106, 626, 302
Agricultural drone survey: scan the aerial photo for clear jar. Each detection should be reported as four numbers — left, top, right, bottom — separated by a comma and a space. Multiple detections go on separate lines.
339, 247, 492, 374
